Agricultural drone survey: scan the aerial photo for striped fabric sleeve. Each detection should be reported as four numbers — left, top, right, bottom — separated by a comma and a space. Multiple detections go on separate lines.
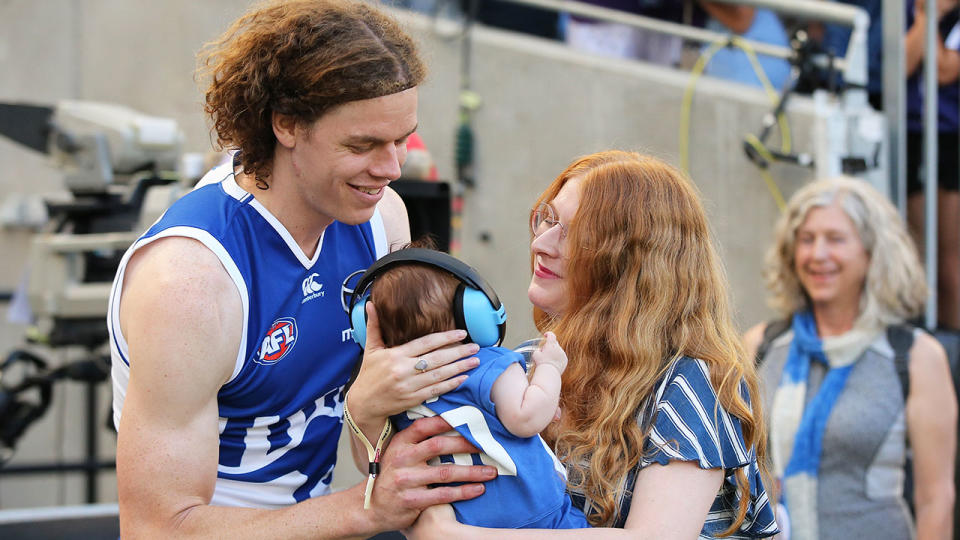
642, 357, 753, 471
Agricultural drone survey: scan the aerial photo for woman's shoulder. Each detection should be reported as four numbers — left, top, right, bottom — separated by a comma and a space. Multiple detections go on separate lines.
660, 356, 716, 398
645, 356, 755, 471
907, 329, 948, 365
659, 356, 757, 416
660, 355, 748, 402
667, 354, 705, 373
742, 322, 768, 360
743, 317, 798, 364
665, 355, 741, 386
906, 330, 953, 393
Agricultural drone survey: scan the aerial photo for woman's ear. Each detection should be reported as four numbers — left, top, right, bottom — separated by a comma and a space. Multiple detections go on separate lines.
272, 112, 298, 149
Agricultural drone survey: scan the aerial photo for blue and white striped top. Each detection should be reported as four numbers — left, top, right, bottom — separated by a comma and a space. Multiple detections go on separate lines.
568, 356, 779, 538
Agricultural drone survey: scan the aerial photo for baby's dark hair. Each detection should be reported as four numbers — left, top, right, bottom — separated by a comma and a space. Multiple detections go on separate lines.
370, 252, 460, 348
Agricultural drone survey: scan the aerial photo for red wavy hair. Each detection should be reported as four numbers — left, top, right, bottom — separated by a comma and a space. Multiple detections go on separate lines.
534, 151, 767, 533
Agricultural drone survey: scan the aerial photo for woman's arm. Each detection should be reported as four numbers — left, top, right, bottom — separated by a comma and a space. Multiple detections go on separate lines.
938, 42, 960, 84
906, 0, 960, 80
622, 460, 725, 535
408, 461, 724, 539
908, 18, 960, 84
906, 332, 957, 540
907, 5, 929, 76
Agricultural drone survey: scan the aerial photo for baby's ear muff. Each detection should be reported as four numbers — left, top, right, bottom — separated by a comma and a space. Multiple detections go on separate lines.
452, 283, 507, 348
348, 247, 507, 350
350, 294, 371, 349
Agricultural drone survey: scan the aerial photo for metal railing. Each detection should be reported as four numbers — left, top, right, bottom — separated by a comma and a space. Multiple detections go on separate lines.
922, 0, 940, 329
502, 0, 869, 86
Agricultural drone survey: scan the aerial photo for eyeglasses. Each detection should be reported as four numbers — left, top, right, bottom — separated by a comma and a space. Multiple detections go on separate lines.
530, 202, 568, 240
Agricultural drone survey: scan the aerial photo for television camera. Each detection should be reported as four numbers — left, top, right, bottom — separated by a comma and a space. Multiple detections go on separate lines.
0, 100, 186, 460
742, 28, 887, 191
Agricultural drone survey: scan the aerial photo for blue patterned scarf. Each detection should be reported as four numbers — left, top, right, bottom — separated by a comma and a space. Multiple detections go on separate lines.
770, 311, 878, 540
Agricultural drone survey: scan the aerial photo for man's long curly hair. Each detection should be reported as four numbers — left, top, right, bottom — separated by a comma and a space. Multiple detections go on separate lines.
197, 0, 425, 185
534, 151, 767, 533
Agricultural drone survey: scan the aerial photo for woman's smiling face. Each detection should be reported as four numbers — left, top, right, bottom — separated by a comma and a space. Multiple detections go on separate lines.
528, 176, 582, 317
794, 201, 870, 311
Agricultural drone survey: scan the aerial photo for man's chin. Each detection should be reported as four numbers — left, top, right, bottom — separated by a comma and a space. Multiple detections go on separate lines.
338, 208, 377, 226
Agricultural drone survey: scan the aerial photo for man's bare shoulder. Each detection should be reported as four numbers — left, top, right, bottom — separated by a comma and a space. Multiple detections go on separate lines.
122, 236, 241, 326
125, 236, 232, 286
120, 236, 242, 384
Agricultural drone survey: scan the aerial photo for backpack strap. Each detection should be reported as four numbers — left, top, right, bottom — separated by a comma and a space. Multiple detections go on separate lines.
756, 318, 791, 367
886, 323, 916, 516
886, 324, 915, 403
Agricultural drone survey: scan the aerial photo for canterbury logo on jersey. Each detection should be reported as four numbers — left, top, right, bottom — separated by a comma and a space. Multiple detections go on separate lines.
256, 317, 298, 365
301, 273, 325, 304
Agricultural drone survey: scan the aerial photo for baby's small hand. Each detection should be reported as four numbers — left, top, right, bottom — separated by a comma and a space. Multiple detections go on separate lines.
532, 332, 568, 374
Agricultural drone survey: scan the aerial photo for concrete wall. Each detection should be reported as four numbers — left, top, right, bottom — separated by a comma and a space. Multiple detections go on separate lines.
0, 1, 825, 507
404, 14, 819, 346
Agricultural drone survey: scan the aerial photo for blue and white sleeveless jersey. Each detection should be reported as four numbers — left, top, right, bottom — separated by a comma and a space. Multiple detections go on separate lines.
392, 347, 589, 529
109, 163, 387, 508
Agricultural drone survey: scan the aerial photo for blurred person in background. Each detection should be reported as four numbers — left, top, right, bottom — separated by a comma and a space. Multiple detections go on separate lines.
905, 0, 960, 331
564, 1, 790, 91
819, 0, 884, 109
699, 3, 791, 90
563, 0, 688, 65
744, 177, 956, 539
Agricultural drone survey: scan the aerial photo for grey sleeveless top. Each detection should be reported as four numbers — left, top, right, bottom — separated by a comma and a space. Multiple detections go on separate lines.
759, 329, 915, 540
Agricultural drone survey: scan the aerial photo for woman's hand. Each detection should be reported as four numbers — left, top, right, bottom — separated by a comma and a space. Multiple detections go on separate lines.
406, 503, 461, 540
348, 302, 480, 434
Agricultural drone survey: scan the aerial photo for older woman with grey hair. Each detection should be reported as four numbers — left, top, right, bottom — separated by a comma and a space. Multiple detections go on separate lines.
743, 176, 957, 540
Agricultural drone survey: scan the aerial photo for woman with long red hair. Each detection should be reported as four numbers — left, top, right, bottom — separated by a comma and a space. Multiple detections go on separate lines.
411, 150, 777, 538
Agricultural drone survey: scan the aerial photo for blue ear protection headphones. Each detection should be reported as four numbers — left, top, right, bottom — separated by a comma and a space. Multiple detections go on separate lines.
348, 248, 507, 349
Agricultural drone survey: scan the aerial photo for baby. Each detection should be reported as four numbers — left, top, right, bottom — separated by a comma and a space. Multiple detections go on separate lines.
361, 247, 588, 529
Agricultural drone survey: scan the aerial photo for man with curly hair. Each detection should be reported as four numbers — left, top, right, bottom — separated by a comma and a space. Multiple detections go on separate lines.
107, 0, 495, 536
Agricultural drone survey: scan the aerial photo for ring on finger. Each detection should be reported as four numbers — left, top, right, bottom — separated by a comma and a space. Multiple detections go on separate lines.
414, 357, 428, 374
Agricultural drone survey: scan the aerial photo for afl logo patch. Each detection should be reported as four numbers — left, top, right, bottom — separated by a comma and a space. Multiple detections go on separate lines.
256, 317, 298, 365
